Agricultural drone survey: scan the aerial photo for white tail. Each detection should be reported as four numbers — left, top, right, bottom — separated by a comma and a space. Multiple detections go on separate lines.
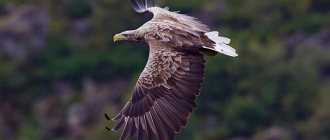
203, 31, 238, 57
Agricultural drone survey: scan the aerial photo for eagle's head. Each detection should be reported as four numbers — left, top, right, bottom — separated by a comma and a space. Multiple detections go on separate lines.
113, 30, 143, 43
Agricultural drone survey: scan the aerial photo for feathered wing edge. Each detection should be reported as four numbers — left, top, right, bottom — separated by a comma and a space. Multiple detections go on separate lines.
131, 0, 156, 13
106, 41, 206, 140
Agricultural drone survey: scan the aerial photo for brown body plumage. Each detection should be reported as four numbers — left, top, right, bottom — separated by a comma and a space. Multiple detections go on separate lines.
109, 3, 237, 140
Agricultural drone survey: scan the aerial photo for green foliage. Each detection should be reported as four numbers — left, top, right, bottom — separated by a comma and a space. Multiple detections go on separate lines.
65, 0, 92, 19
18, 119, 41, 140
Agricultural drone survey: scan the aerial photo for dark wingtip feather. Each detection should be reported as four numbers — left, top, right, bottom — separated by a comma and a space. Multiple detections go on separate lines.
130, 0, 156, 13
105, 113, 111, 120
106, 126, 111, 131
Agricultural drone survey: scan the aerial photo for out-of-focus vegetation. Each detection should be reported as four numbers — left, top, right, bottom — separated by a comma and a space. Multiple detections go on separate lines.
0, 0, 330, 140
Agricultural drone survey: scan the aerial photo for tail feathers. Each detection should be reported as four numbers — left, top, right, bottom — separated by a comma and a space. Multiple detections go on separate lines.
214, 44, 238, 57
204, 31, 238, 57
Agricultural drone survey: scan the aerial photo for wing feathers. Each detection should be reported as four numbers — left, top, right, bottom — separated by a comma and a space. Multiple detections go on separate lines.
137, 121, 145, 140
160, 98, 187, 125
169, 94, 195, 112
146, 118, 156, 140
141, 116, 147, 131
146, 112, 158, 135
150, 107, 168, 140
154, 101, 177, 132
109, 45, 205, 140
119, 117, 131, 140
112, 117, 124, 131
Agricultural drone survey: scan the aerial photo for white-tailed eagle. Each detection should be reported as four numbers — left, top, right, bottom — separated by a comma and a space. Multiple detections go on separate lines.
106, 0, 238, 140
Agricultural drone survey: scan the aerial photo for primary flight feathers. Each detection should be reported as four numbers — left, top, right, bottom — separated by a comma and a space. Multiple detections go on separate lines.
108, 1, 238, 140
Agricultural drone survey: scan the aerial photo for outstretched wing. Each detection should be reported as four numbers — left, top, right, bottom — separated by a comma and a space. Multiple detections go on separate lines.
111, 40, 205, 140
131, 0, 156, 13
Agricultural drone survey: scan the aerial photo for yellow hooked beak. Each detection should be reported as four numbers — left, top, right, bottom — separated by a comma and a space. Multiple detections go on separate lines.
113, 34, 120, 42
113, 34, 126, 42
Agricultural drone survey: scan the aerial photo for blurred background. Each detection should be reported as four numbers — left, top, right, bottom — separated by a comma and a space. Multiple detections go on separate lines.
0, 0, 330, 140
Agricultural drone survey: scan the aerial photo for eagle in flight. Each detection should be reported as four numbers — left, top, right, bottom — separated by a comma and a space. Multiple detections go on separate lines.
106, 0, 238, 139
